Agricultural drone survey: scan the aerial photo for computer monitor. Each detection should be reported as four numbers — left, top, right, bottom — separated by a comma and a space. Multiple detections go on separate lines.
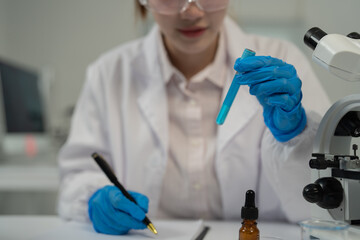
0, 60, 45, 133
0, 59, 50, 162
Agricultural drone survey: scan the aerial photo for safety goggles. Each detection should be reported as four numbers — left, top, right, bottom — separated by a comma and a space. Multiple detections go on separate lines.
138, 0, 230, 15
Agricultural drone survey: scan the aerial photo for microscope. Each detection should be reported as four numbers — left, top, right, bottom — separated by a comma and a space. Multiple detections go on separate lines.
302, 27, 360, 236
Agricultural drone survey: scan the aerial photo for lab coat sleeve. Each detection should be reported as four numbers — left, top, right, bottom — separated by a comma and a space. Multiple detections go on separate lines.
258, 40, 331, 223
57, 63, 112, 222
260, 111, 322, 223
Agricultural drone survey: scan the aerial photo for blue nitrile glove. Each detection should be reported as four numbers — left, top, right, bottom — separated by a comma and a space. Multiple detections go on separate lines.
88, 185, 149, 235
234, 56, 307, 142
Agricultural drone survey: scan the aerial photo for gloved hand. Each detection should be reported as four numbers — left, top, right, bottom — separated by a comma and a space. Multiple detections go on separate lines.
88, 185, 149, 235
234, 56, 307, 142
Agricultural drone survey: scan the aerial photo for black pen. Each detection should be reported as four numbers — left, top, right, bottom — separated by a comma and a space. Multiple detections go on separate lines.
195, 226, 210, 240
91, 152, 158, 235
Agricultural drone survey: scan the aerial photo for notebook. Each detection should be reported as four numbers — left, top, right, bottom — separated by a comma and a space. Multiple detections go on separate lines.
34, 219, 204, 240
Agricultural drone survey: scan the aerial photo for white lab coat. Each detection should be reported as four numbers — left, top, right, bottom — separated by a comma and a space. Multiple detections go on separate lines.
58, 17, 331, 223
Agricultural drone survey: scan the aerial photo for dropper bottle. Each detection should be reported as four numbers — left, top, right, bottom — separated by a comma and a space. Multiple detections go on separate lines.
239, 190, 259, 240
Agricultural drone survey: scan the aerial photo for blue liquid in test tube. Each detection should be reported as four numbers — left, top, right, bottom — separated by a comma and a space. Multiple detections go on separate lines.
216, 48, 256, 125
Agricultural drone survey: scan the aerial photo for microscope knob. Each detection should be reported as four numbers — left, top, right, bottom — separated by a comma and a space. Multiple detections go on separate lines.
303, 177, 343, 209
303, 183, 323, 203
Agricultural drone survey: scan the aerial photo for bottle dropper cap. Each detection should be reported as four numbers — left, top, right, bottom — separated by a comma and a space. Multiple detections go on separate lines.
241, 190, 258, 220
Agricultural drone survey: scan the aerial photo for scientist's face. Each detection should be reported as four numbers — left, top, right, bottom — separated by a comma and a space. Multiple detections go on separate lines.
152, 3, 227, 55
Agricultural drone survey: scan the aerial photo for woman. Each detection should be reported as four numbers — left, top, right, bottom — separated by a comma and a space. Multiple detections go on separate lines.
58, 0, 330, 235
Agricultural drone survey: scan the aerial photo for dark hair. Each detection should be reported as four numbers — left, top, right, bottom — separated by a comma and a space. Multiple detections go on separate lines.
135, 1, 147, 19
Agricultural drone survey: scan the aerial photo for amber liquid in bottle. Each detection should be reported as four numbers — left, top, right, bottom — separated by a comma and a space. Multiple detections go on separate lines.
239, 190, 259, 240
239, 219, 259, 240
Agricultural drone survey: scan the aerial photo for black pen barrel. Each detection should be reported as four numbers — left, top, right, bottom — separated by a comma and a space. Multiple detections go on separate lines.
91, 152, 157, 235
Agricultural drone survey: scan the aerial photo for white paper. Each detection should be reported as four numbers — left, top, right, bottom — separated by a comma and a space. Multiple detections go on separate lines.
33, 220, 204, 240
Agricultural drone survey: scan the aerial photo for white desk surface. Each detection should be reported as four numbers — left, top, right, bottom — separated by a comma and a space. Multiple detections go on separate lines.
0, 165, 59, 191
0, 151, 59, 191
0, 215, 301, 240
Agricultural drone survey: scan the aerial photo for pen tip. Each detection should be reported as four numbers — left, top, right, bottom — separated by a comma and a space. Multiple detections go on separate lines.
147, 223, 158, 235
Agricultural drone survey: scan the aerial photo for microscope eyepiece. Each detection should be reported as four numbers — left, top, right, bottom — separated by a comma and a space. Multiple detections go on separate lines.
347, 32, 360, 39
304, 27, 328, 50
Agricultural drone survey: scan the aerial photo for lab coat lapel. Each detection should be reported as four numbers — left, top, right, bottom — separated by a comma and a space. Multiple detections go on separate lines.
216, 17, 261, 153
137, 26, 168, 158
137, 84, 168, 156
217, 72, 260, 152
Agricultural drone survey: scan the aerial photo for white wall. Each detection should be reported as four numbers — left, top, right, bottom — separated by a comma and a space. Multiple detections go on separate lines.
0, 0, 142, 215
230, 0, 360, 103
303, 0, 360, 102
0, 0, 359, 216
1, 0, 141, 130
0, 1, 8, 55
1, 0, 360, 131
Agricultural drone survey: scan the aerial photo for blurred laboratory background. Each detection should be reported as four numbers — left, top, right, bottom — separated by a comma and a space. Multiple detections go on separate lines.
0, 0, 359, 215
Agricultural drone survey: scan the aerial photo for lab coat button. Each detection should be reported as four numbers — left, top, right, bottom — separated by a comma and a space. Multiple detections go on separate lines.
189, 100, 197, 106
193, 183, 201, 190
190, 139, 200, 146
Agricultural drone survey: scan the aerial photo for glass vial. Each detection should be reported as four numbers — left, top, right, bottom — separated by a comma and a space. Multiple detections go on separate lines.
239, 190, 259, 240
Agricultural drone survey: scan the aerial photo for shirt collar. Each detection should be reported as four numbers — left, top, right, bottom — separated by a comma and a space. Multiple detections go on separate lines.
201, 26, 227, 88
156, 26, 228, 88
157, 32, 175, 85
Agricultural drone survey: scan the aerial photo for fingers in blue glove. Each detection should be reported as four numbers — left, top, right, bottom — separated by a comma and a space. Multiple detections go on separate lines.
273, 101, 304, 130
234, 56, 286, 73
262, 93, 302, 112
264, 105, 307, 142
91, 203, 139, 235
249, 77, 302, 97
88, 185, 148, 235
234, 64, 297, 85
233, 55, 307, 142
100, 201, 147, 230
128, 191, 149, 214
109, 189, 149, 221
